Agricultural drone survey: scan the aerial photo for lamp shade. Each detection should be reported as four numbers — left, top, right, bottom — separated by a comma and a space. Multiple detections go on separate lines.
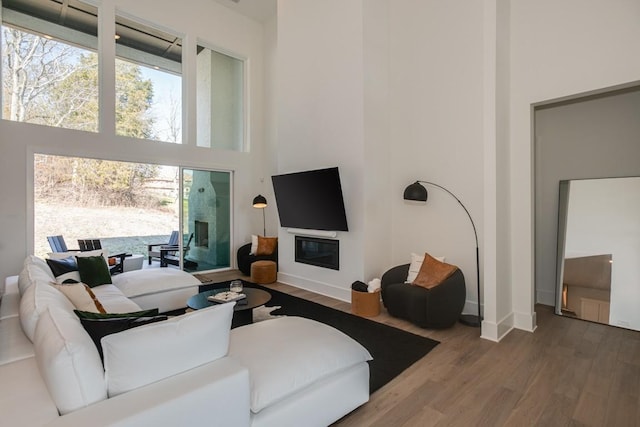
252, 194, 267, 208
403, 182, 428, 202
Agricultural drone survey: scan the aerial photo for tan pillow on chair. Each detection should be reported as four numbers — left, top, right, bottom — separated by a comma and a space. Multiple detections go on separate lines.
412, 253, 458, 289
256, 236, 278, 256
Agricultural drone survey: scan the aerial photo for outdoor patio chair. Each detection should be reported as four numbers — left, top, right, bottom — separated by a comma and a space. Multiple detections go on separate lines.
47, 235, 79, 253
160, 232, 198, 269
77, 239, 129, 275
148, 230, 180, 265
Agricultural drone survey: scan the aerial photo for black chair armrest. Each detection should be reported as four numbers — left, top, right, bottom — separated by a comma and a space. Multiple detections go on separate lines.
148, 242, 170, 251
381, 264, 410, 288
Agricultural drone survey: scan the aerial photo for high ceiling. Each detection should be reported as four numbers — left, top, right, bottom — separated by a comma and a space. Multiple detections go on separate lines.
211, 0, 276, 23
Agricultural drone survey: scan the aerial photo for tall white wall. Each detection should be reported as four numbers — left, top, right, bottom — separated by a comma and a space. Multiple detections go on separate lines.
0, 0, 266, 279
275, 0, 366, 300
509, 0, 640, 331
387, 1, 485, 319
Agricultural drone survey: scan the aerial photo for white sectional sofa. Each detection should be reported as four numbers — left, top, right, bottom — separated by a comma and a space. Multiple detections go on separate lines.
0, 256, 371, 426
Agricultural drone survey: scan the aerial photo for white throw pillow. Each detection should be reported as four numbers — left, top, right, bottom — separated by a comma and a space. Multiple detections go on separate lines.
52, 282, 104, 313
250, 234, 258, 255
406, 253, 445, 283
229, 316, 372, 413
102, 303, 234, 397
20, 282, 76, 342
34, 307, 107, 415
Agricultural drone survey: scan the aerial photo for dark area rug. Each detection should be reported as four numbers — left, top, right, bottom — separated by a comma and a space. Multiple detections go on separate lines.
196, 278, 439, 393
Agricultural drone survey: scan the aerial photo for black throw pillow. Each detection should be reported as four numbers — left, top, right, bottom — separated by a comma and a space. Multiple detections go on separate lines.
77, 313, 167, 361
46, 256, 78, 277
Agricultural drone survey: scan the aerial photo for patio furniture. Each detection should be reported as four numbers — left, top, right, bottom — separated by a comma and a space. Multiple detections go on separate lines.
148, 231, 180, 265
47, 235, 79, 253
77, 239, 129, 275
160, 233, 197, 269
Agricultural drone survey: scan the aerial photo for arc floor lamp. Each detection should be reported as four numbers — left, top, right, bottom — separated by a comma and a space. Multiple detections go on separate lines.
252, 194, 267, 236
403, 181, 481, 327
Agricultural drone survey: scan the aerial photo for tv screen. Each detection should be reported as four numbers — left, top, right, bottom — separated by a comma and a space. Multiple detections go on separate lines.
271, 167, 349, 231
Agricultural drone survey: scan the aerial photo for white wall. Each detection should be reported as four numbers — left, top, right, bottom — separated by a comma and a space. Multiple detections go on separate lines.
387, 1, 485, 319
564, 178, 640, 330
508, 0, 640, 333
275, 0, 366, 300
0, 0, 266, 279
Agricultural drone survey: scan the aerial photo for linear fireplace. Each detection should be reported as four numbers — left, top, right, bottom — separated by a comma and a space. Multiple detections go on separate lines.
295, 236, 339, 270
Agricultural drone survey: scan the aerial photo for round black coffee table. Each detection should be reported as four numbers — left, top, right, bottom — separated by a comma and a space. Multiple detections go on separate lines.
187, 287, 271, 328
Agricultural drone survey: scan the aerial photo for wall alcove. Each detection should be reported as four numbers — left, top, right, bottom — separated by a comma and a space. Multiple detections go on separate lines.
533, 84, 640, 309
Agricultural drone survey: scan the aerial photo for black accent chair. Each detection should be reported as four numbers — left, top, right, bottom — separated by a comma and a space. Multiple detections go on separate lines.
236, 243, 278, 276
381, 264, 466, 329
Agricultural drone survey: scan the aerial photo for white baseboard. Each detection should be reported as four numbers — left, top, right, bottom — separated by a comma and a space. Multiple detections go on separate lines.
481, 312, 514, 342
277, 272, 351, 302
513, 310, 537, 332
536, 288, 556, 306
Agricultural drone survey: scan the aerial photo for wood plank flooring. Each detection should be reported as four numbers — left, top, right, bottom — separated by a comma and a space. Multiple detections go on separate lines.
202, 271, 640, 427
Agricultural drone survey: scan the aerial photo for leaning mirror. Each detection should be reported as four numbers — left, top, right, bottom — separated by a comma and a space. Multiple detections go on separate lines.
556, 177, 640, 331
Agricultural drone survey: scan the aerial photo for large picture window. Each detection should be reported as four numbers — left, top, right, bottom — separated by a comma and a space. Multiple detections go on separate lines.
196, 45, 244, 151
1, 0, 99, 132
115, 14, 182, 143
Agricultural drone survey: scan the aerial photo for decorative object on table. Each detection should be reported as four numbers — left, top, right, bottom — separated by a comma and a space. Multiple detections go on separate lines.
229, 279, 243, 293
403, 180, 481, 328
207, 291, 247, 303
252, 194, 268, 236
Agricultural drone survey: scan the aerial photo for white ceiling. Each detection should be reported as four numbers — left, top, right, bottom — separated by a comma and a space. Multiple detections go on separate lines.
211, 0, 276, 22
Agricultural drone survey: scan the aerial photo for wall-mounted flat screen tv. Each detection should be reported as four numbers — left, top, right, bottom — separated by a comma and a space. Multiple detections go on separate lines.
271, 167, 349, 231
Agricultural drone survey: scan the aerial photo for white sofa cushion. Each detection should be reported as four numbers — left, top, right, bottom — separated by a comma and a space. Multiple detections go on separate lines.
18, 256, 56, 296
102, 303, 234, 397
91, 284, 142, 313
229, 316, 373, 413
20, 282, 75, 342
111, 268, 201, 299
34, 307, 107, 415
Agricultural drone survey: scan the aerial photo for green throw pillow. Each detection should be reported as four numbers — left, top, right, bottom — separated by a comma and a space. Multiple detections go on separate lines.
76, 255, 112, 287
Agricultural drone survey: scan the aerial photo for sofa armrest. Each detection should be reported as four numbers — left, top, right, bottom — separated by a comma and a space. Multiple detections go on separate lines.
47, 357, 250, 427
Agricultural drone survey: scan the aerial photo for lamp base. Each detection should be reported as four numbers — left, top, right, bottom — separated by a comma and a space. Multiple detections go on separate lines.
459, 314, 482, 327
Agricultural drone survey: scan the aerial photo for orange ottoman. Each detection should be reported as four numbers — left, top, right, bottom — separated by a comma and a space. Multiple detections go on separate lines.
251, 260, 277, 284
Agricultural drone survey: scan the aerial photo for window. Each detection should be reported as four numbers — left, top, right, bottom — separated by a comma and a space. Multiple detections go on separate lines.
197, 45, 244, 150
115, 14, 182, 143
1, 0, 99, 131
34, 154, 179, 259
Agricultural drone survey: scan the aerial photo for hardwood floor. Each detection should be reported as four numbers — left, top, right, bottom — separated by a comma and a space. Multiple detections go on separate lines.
201, 271, 640, 427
